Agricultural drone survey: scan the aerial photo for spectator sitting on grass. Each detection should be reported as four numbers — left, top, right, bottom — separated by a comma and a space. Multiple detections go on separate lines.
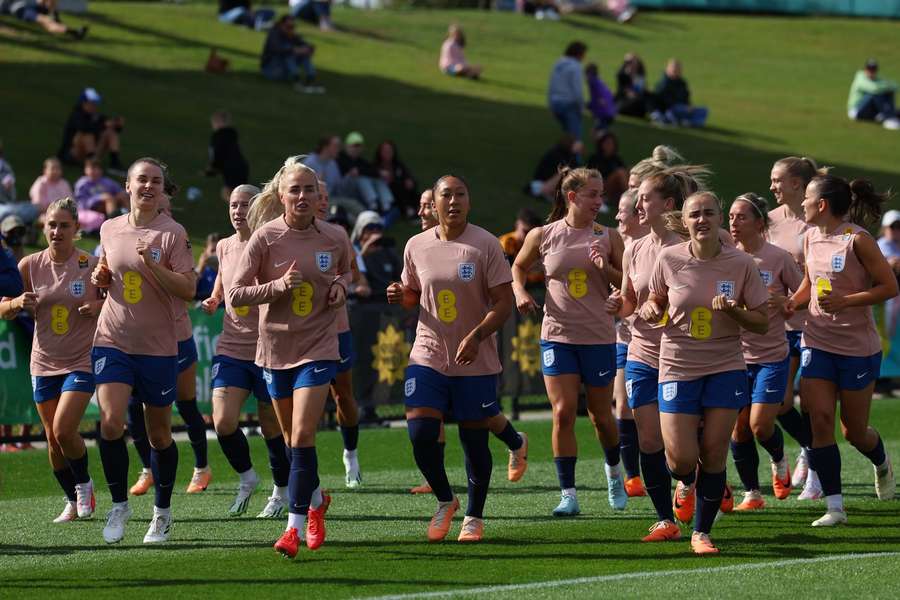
847, 58, 899, 131
28, 157, 73, 219
518, 0, 561, 20
74, 157, 127, 227
350, 210, 401, 302
205, 109, 250, 202
0, 144, 38, 226
615, 52, 648, 118
218, 0, 275, 30
439, 24, 482, 80
373, 140, 417, 220
289, 0, 334, 32
57, 87, 125, 173
527, 133, 581, 202
585, 62, 616, 132
260, 15, 324, 94
586, 131, 627, 207
499, 207, 545, 284
650, 58, 708, 127
337, 132, 395, 218
0, 0, 87, 39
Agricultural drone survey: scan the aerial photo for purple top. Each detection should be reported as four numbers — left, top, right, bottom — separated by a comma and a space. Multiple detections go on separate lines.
587, 74, 616, 121
74, 175, 122, 212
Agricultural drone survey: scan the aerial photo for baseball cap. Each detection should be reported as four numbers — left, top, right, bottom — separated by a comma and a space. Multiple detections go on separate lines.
865, 58, 878, 70
345, 131, 365, 146
80, 87, 102, 103
881, 209, 900, 227
1, 215, 25, 236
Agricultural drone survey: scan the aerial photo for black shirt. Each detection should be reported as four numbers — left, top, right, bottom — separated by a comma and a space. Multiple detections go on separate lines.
209, 127, 249, 188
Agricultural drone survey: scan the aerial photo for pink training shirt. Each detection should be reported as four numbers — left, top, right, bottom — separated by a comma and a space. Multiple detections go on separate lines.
229, 216, 352, 370
616, 233, 647, 346
540, 219, 616, 345
624, 230, 683, 368
215, 234, 260, 362
650, 242, 770, 382
802, 222, 881, 357
767, 204, 810, 331
334, 238, 356, 335
741, 241, 803, 364
402, 223, 512, 377
174, 301, 192, 343
94, 213, 195, 357
21, 249, 99, 376
439, 39, 465, 71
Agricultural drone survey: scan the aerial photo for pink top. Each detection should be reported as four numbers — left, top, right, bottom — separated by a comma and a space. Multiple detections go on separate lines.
229, 217, 352, 370
402, 224, 512, 377
615, 233, 647, 346
335, 242, 356, 335
767, 204, 810, 331
21, 249, 99, 376
624, 230, 683, 368
802, 222, 881, 357
94, 213, 195, 357
439, 39, 466, 71
539, 219, 615, 345
741, 242, 803, 364
650, 242, 770, 381
29, 176, 73, 212
174, 302, 192, 342
215, 234, 260, 362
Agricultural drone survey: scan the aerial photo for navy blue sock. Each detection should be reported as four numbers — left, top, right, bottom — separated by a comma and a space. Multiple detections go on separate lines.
800, 411, 813, 449
265, 434, 290, 487
459, 427, 492, 518
758, 426, 785, 463
340, 424, 359, 452
554, 456, 577, 490
98, 436, 129, 503
861, 434, 886, 467
808, 444, 842, 496
603, 444, 621, 467
67, 451, 90, 484
127, 398, 151, 469
777, 407, 809, 447
669, 466, 696, 487
493, 421, 523, 451
217, 429, 252, 474
176, 399, 208, 469
54, 468, 77, 502
617, 418, 640, 479
640, 450, 674, 521
150, 441, 179, 509
288, 446, 319, 516
730, 439, 760, 491
694, 469, 726, 534
408, 418, 453, 502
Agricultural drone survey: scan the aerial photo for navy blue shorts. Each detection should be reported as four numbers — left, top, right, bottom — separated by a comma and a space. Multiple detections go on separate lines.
92, 347, 178, 407
264, 360, 338, 399
800, 347, 881, 391
211, 355, 271, 403
177, 337, 198, 374
747, 357, 789, 405
658, 370, 750, 415
32, 371, 95, 403
403, 364, 500, 422
787, 330, 802, 358
540, 339, 616, 387
337, 330, 355, 374
616, 343, 628, 371
624, 360, 659, 409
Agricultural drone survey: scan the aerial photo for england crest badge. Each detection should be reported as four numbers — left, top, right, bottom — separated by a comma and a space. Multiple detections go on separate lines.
716, 280, 736, 299
831, 254, 845, 272
316, 251, 332, 272
760, 270, 773, 286
69, 279, 85, 298
458, 262, 475, 282
150, 247, 162, 263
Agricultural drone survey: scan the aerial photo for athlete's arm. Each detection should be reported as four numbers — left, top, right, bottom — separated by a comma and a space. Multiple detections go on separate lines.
820, 233, 900, 313
455, 281, 514, 366
0, 258, 35, 318
511, 226, 541, 314
713, 297, 768, 335
601, 227, 624, 288
201, 271, 224, 314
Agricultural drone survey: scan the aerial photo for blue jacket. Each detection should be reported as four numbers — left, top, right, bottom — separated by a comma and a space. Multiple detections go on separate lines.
0, 245, 23, 298
548, 57, 584, 108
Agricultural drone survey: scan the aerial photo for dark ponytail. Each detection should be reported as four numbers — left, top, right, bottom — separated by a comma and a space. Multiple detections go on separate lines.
811, 174, 890, 228
547, 166, 602, 223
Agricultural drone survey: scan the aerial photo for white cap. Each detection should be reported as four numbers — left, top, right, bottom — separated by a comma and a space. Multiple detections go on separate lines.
882, 209, 900, 227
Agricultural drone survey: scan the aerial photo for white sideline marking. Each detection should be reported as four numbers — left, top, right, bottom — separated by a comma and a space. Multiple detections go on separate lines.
358, 552, 900, 600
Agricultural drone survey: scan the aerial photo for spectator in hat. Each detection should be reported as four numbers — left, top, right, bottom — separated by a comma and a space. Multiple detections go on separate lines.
337, 132, 395, 218
350, 210, 401, 301
0, 215, 26, 261
848, 59, 899, 130
0, 0, 87, 39
57, 87, 125, 173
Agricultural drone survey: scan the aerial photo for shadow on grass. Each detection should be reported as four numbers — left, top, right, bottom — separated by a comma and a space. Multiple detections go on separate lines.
0, 575, 461, 588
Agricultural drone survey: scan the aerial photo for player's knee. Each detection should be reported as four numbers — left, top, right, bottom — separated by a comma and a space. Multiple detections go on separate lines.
407, 417, 441, 445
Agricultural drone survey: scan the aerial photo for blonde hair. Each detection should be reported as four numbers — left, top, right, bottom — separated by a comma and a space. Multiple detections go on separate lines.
247, 156, 319, 231
733, 192, 770, 230
666, 192, 723, 239
45, 196, 81, 240
629, 145, 684, 184
774, 156, 830, 187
